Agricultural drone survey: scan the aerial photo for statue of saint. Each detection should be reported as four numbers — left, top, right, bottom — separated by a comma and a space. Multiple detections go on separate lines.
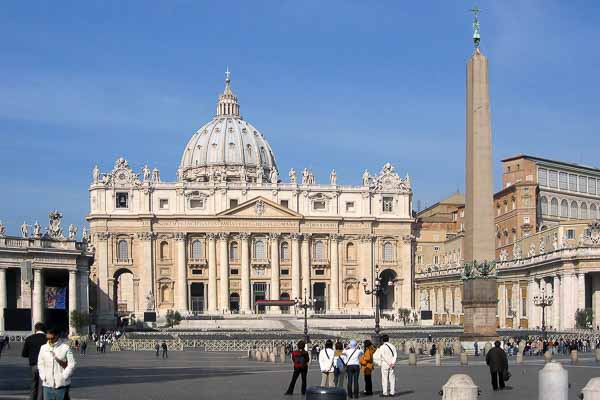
330, 169, 337, 185
146, 291, 155, 311
240, 166, 247, 183
256, 166, 264, 184
33, 221, 42, 238
92, 165, 100, 184
0, 221, 5, 237
68, 224, 77, 240
21, 222, 29, 238
152, 168, 160, 182
143, 165, 151, 181
289, 168, 296, 184
362, 170, 370, 186
270, 168, 278, 184
82, 227, 89, 242
301, 168, 309, 184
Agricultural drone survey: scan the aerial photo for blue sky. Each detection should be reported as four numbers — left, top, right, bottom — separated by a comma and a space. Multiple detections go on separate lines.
0, 1, 598, 234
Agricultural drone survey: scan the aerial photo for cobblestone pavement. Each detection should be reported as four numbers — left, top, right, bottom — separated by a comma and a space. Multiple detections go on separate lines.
1, 344, 600, 399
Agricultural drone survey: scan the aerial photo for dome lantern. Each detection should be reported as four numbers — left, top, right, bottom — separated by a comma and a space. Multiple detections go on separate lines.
216, 67, 240, 117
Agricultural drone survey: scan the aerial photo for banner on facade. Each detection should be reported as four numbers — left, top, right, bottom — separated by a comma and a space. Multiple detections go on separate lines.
46, 287, 66, 309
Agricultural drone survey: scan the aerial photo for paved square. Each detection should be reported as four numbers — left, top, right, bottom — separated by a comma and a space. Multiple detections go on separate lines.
2, 344, 600, 399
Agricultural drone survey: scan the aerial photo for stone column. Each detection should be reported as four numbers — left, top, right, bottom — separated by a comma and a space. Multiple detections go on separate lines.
527, 278, 539, 329
175, 233, 187, 313
137, 232, 154, 311
498, 283, 506, 328
301, 234, 311, 298
512, 282, 520, 327
218, 233, 229, 313
329, 234, 340, 311
270, 233, 280, 304
553, 275, 561, 329
68, 270, 78, 335
593, 274, 600, 328
577, 273, 586, 311
95, 233, 110, 315
240, 233, 251, 314
360, 235, 374, 311
207, 234, 217, 312
32, 268, 44, 328
0, 268, 6, 333
291, 234, 301, 300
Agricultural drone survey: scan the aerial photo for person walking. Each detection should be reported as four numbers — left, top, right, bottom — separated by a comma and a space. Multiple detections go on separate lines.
80, 341, 87, 356
319, 340, 336, 387
284, 340, 310, 396
22, 323, 47, 400
37, 327, 76, 400
486, 340, 509, 391
360, 340, 375, 396
474, 340, 479, 356
155, 342, 160, 357
333, 341, 347, 389
161, 341, 168, 359
343, 340, 363, 399
374, 334, 397, 397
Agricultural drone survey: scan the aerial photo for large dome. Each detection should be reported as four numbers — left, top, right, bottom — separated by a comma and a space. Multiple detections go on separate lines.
179, 71, 278, 183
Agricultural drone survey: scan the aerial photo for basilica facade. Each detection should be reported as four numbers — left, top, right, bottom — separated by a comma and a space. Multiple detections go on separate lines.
87, 74, 414, 325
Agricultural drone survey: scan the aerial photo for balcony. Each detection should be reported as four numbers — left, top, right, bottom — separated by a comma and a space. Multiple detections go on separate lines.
188, 258, 207, 267
312, 258, 329, 267
251, 258, 270, 266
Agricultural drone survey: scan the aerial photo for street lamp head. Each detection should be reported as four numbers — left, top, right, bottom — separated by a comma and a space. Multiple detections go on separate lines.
387, 281, 394, 287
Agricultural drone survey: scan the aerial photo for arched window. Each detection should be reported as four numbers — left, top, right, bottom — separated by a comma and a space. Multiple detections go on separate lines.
254, 240, 265, 259
383, 242, 393, 261
550, 198, 559, 216
314, 240, 324, 259
591, 204, 598, 220
581, 202, 588, 219
117, 240, 128, 261
192, 240, 202, 259
540, 197, 548, 215
260, 147, 268, 163
346, 242, 356, 261
280, 242, 289, 261
561, 200, 569, 217
246, 145, 253, 160
571, 201, 579, 219
160, 241, 169, 260
229, 241, 239, 261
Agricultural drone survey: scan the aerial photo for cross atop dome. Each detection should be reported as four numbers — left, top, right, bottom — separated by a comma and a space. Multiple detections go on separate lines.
216, 68, 240, 117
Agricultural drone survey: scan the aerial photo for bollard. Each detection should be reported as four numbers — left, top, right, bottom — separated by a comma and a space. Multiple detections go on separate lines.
305, 386, 347, 400
460, 351, 468, 366
453, 342, 462, 356
519, 341, 526, 354
484, 342, 492, 356
595, 349, 600, 363
250, 349, 256, 360
571, 349, 578, 365
416, 343, 423, 355
439, 374, 479, 400
544, 350, 553, 363
408, 352, 417, 366
248, 349, 252, 360
516, 352, 523, 364
269, 352, 276, 363
538, 361, 568, 400
435, 352, 442, 366
581, 377, 600, 400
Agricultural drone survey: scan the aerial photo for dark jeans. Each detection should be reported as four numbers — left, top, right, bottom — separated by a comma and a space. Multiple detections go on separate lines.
364, 373, 373, 394
347, 365, 360, 398
491, 370, 506, 390
162, 349, 168, 359
286, 367, 307, 394
30, 366, 43, 400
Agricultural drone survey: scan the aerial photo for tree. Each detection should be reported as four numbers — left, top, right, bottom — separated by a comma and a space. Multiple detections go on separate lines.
70, 310, 90, 335
575, 309, 593, 329
165, 310, 183, 328
398, 308, 412, 325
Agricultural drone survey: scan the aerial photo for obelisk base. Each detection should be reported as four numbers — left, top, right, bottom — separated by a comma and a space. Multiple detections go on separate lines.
461, 278, 498, 343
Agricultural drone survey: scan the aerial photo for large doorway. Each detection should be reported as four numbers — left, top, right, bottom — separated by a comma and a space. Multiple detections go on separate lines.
230, 293, 240, 313
313, 283, 326, 313
44, 269, 69, 334
114, 269, 135, 316
280, 293, 290, 314
379, 269, 397, 311
190, 283, 205, 314
253, 283, 267, 314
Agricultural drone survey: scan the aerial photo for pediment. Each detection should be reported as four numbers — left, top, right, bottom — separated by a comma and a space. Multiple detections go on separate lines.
218, 196, 303, 218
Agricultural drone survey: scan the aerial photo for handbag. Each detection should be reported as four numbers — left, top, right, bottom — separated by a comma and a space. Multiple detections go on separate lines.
502, 369, 511, 382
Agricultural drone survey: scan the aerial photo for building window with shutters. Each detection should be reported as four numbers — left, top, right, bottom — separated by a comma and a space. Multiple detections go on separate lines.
117, 240, 128, 262
280, 242, 290, 261
191, 240, 202, 259
383, 242, 393, 261
254, 240, 266, 260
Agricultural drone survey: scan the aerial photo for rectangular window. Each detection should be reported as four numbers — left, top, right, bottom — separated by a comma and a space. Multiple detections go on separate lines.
281, 269, 289, 276
567, 229, 575, 239
383, 197, 393, 212
313, 200, 326, 210
159, 199, 169, 209
538, 168, 548, 186
590, 179, 597, 195
569, 174, 578, 191
191, 269, 203, 275
523, 216, 530, 224
433, 255, 439, 264
280, 200, 289, 208
559, 172, 568, 190
579, 176, 587, 193
548, 170, 558, 188
315, 269, 325, 276
433, 246, 440, 252
417, 255, 423, 264
230, 269, 239, 275
345, 201, 355, 212
116, 192, 128, 209
229, 199, 238, 208
190, 199, 204, 209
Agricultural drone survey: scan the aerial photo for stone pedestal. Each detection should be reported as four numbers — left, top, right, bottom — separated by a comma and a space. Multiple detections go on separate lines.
538, 362, 568, 400
581, 378, 600, 400
461, 278, 498, 343
441, 374, 478, 400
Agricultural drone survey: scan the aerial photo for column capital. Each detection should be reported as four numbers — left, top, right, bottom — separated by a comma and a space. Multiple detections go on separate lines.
217, 232, 229, 241
238, 232, 250, 240
206, 232, 217, 240
94, 232, 111, 241
300, 233, 312, 241
136, 232, 156, 241
290, 233, 301, 241
174, 232, 187, 241
269, 232, 281, 240
329, 233, 342, 242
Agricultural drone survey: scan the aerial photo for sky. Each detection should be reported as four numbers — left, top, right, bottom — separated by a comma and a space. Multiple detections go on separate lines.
0, 0, 599, 235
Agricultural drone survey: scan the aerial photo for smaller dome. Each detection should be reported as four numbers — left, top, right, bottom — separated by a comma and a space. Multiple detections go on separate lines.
179, 70, 278, 183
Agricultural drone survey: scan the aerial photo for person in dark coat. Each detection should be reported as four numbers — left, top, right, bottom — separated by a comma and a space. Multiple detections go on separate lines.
485, 341, 509, 391
22, 323, 47, 400
285, 340, 310, 396
161, 341, 168, 359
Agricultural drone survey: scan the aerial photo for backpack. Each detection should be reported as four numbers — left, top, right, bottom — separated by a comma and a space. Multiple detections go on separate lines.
292, 351, 306, 368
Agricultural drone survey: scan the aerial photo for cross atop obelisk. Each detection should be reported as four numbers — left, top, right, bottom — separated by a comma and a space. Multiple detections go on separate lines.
470, 5, 481, 48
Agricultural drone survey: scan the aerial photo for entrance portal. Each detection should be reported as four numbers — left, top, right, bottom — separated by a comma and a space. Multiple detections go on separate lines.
313, 283, 326, 313
379, 269, 397, 311
253, 283, 267, 314
190, 282, 205, 314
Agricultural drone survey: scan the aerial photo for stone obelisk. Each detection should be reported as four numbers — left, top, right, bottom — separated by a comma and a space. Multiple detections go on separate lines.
462, 7, 498, 342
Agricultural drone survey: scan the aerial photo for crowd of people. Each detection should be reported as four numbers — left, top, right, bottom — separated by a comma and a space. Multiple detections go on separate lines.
284, 335, 398, 398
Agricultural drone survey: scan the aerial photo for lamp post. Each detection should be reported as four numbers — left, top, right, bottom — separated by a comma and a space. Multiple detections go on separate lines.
294, 288, 313, 343
533, 288, 554, 340
363, 266, 393, 345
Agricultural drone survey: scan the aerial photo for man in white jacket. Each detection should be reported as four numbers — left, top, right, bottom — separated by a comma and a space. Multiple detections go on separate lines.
318, 340, 336, 387
373, 334, 397, 397
37, 327, 76, 400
